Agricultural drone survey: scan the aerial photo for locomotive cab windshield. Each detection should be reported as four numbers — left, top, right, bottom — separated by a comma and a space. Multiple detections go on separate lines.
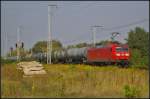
116, 47, 128, 52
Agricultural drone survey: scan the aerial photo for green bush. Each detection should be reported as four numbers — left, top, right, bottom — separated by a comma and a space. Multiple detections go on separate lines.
123, 85, 141, 98
127, 27, 149, 69
1, 59, 17, 65
130, 49, 148, 69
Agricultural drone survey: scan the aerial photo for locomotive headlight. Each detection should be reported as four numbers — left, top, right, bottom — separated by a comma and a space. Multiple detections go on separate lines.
116, 53, 120, 56
125, 53, 129, 56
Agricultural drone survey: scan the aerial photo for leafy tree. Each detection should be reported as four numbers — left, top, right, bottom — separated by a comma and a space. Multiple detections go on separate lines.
96, 40, 122, 46
32, 41, 47, 53
96, 40, 109, 45
32, 40, 62, 54
67, 42, 89, 49
130, 49, 148, 68
128, 27, 149, 56
75, 42, 89, 48
52, 40, 63, 51
127, 27, 149, 68
67, 45, 76, 49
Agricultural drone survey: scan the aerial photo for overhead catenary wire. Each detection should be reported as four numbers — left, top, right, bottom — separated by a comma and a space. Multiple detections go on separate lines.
103, 18, 149, 31
63, 18, 149, 45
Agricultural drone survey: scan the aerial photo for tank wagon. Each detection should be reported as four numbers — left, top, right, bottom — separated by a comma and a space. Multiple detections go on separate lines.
32, 52, 47, 62
6, 56, 18, 61
65, 47, 88, 63
53, 50, 66, 63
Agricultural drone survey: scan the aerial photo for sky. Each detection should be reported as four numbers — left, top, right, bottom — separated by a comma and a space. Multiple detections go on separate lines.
1, 1, 149, 56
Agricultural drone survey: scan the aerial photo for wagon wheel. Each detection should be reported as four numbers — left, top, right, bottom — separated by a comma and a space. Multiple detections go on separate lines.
67, 58, 72, 63
82, 58, 87, 64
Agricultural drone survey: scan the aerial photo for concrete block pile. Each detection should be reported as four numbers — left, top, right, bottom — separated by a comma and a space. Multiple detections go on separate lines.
17, 61, 47, 77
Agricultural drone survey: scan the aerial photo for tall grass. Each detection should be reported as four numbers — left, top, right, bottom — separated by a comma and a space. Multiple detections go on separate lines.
1, 63, 149, 98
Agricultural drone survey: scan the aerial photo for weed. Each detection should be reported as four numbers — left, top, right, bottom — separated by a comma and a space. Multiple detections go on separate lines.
69, 64, 76, 71
60, 80, 66, 97
123, 84, 141, 98
1, 63, 149, 98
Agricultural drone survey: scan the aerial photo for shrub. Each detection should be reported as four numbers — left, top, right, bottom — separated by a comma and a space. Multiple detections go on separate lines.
130, 49, 148, 69
123, 85, 141, 98
1, 59, 17, 65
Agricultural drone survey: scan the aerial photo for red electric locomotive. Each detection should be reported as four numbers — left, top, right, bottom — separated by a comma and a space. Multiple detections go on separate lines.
87, 42, 130, 66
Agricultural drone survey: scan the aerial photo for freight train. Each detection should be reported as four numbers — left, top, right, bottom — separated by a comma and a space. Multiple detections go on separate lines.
6, 42, 130, 67
32, 42, 130, 66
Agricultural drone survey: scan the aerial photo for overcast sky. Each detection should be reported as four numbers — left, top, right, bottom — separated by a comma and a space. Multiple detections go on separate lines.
1, 1, 149, 56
